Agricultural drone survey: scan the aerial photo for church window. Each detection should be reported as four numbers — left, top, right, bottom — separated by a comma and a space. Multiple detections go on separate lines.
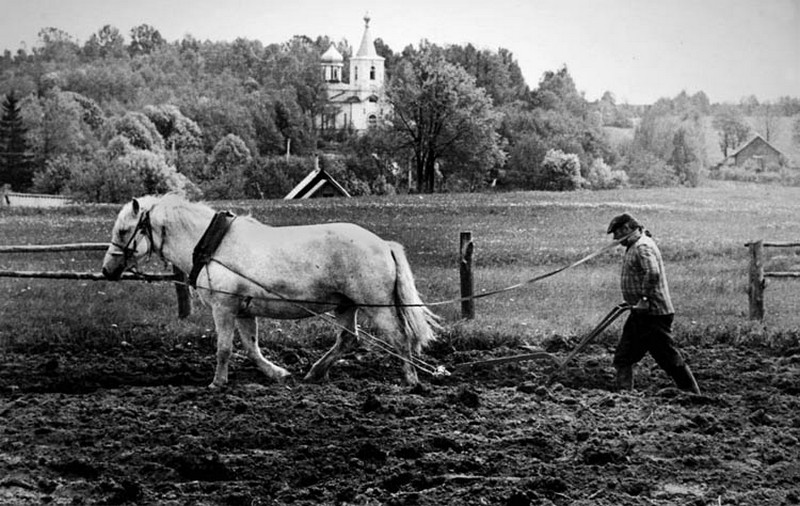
370, 66, 376, 80
354, 67, 358, 81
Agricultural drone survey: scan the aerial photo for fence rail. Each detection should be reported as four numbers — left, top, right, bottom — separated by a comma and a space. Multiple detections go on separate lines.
746, 240, 800, 320
0, 243, 109, 253
1, 190, 72, 208
0, 242, 192, 318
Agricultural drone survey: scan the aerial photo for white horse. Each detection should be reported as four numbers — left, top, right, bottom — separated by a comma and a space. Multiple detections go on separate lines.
101, 194, 440, 388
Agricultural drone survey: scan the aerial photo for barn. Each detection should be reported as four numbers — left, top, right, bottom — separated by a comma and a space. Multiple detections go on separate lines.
726, 134, 784, 170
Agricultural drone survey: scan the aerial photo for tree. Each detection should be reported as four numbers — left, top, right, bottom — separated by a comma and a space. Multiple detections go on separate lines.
0, 91, 33, 190
128, 24, 165, 57
627, 99, 706, 187
443, 44, 528, 106
386, 44, 504, 192
669, 126, 704, 186
84, 25, 127, 59
793, 116, 800, 148
34, 27, 80, 63
202, 133, 253, 198
712, 105, 751, 157
756, 103, 780, 142
530, 65, 587, 118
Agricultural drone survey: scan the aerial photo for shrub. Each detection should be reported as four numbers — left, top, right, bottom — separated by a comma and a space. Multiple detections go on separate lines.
68, 148, 198, 203
105, 112, 164, 152
539, 149, 586, 191
620, 150, 678, 187
586, 158, 628, 190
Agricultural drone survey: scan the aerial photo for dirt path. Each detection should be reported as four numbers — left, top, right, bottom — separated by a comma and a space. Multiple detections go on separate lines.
1, 339, 799, 505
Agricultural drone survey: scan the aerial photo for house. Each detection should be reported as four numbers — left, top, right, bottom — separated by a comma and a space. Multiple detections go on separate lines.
284, 159, 351, 199
726, 134, 784, 169
318, 14, 388, 132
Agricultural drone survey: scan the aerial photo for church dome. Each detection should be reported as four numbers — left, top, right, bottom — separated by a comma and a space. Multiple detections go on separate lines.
321, 44, 343, 63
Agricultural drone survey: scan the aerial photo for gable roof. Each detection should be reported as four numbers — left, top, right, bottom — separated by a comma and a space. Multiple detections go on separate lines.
284, 167, 351, 199
729, 134, 783, 159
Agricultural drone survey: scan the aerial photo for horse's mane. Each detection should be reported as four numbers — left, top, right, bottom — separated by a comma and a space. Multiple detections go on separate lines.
153, 193, 216, 231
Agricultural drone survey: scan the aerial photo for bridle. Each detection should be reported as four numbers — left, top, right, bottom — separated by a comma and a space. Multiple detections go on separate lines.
108, 210, 160, 263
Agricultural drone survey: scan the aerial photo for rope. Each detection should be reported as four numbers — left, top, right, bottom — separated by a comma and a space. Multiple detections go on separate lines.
124, 232, 633, 377
136, 235, 627, 310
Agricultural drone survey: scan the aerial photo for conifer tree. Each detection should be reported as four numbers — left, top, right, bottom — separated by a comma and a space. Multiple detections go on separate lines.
0, 91, 33, 190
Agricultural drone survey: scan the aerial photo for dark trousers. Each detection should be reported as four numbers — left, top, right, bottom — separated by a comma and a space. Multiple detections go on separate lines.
613, 312, 686, 371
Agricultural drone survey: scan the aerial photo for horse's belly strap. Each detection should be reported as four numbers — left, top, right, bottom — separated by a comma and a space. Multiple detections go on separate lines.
188, 211, 236, 287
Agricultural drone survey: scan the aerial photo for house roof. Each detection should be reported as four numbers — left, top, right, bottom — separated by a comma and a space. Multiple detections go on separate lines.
729, 134, 783, 159
284, 167, 351, 199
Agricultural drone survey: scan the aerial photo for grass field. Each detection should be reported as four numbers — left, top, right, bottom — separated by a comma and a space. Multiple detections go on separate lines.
1, 180, 799, 353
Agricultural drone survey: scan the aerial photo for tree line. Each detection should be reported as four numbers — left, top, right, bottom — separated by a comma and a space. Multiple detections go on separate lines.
0, 24, 798, 201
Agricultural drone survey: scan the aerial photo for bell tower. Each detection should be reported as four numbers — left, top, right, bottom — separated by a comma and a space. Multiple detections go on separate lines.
349, 13, 385, 92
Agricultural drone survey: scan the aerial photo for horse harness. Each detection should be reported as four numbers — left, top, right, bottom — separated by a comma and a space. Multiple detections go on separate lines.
112, 208, 237, 290
188, 211, 237, 288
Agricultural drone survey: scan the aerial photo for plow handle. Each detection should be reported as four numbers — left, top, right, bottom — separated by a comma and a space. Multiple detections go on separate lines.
546, 303, 630, 384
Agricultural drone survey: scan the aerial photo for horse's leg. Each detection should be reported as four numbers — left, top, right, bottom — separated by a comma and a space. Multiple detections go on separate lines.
235, 317, 291, 382
369, 307, 419, 386
210, 305, 236, 388
304, 307, 358, 383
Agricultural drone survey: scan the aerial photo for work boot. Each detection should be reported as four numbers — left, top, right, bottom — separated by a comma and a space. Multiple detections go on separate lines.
669, 364, 701, 395
615, 365, 634, 391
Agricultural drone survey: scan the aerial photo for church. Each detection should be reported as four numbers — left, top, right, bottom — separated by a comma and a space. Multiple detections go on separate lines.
319, 15, 388, 132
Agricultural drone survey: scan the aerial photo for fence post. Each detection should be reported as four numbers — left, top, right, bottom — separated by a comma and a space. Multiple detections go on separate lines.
748, 241, 765, 320
460, 231, 475, 320
172, 265, 192, 319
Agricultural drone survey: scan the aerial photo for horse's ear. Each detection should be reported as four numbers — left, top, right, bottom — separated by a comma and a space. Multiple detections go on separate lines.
131, 198, 140, 215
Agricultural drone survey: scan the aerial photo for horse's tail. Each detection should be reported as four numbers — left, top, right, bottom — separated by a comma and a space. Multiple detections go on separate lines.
389, 242, 441, 353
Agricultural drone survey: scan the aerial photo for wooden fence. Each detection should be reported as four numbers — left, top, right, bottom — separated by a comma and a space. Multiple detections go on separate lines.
1, 232, 477, 321
0, 242, 192, 318
0, 187, 72, 208
746, 240, 800, 320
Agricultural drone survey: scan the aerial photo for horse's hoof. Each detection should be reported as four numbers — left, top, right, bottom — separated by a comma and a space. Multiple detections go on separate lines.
274, 371, 291, 384
208, 381, 225, 389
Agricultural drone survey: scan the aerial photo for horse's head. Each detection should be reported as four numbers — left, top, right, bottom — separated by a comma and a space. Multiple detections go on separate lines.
102, 196, 159, 280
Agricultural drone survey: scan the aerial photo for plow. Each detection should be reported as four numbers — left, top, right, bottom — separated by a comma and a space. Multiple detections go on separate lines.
453, 303, 631, 382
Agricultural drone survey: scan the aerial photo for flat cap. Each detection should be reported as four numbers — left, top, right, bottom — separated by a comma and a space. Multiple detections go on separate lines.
607, 213, 641, 234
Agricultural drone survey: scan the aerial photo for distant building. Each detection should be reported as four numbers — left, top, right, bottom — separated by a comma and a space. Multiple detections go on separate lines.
726, 134, 784, 169
318, 14, 388, 132
284, 158, 351, 199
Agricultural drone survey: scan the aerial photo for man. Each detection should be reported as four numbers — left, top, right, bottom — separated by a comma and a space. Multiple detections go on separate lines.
607, 213, 700, 394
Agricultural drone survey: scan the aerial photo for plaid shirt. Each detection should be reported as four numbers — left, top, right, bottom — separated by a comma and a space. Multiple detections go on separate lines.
620, 233, 674, 315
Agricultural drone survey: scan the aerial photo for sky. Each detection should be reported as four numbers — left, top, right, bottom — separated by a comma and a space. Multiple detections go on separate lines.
0, 0, 798, 105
